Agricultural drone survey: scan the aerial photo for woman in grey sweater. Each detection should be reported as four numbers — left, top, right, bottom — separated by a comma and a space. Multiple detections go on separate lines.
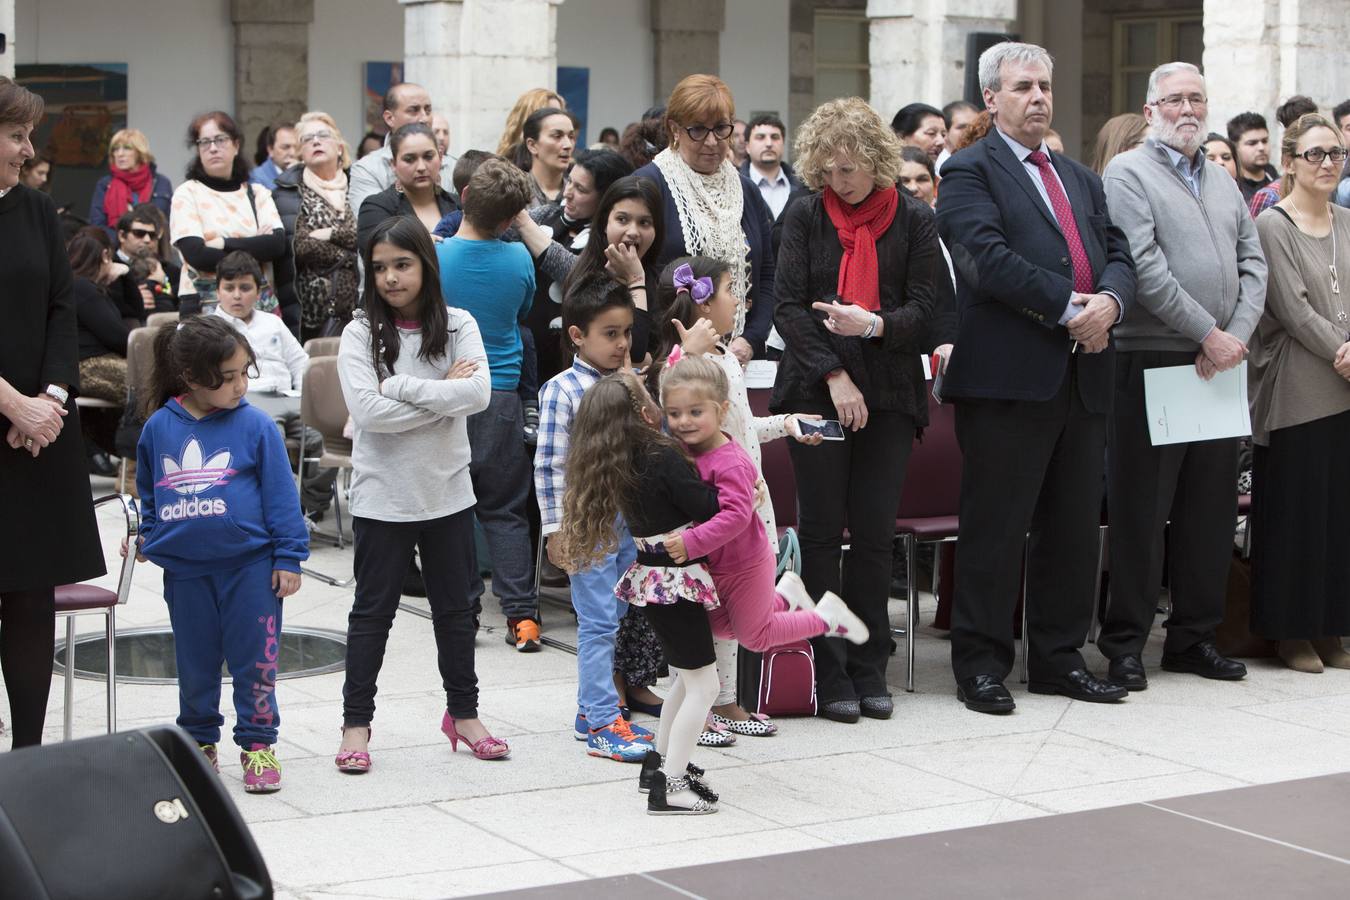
1248, 114, 1350, 673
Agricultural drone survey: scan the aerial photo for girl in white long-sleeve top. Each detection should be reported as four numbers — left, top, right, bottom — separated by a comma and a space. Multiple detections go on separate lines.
333, 217, 510, 773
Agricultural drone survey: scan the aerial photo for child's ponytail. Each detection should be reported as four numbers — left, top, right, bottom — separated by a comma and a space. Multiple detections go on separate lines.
141, 317, 256, 418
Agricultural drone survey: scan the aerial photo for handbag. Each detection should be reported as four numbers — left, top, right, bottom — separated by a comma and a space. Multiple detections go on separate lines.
737, 528, 818, 717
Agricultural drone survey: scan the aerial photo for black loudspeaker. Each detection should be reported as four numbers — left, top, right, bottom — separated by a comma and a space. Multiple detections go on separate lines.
964, 32, 1022, 105
0, 727, 271, 900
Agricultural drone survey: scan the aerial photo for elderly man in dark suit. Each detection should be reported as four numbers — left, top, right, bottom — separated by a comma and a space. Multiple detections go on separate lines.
936, 41, 1137, 714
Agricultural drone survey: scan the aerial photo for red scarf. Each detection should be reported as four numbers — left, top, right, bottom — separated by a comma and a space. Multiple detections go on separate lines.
822, 184, 899, 312
104, 163, 154, 227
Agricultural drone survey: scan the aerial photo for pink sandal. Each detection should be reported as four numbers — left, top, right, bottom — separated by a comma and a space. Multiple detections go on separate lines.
441, 711, 510, 760
335, 725, 372, 774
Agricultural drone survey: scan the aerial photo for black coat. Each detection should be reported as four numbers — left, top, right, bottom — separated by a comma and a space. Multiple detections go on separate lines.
356, 184, 459, 253
934, 132, 1136, 410
770, 190, 938, 425
0, 187, 105, 591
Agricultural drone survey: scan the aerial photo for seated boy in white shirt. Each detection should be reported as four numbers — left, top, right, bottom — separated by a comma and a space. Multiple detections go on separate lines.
212, 251, 335, 519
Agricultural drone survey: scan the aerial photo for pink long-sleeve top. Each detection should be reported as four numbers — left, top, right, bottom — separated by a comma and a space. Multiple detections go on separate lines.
681, 437, 772, 574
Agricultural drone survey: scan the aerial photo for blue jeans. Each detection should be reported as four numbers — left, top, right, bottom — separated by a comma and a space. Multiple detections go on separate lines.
570, 522, 636, 729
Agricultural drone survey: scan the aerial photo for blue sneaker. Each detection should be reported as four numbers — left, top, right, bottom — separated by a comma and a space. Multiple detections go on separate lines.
586, 717, 654, 763
575, 712, 654, 742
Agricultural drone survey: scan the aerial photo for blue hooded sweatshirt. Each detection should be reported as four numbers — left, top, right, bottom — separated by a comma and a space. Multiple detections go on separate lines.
136, 397, 309, 578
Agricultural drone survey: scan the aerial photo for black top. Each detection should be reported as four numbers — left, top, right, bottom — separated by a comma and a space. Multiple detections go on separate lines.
0, 186, 105, 590
620, 443, 721, 539
633, 162, 777, 357
770, 191, 938, 425
74, 277, 131, 360
357, 184, 459, 252
1238, 164, 1280, 205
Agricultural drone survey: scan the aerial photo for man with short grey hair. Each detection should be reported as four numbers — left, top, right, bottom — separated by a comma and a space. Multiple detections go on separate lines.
347, 82, 455, 218
937, 41, 1136, 714
1098, 61, 1266, 689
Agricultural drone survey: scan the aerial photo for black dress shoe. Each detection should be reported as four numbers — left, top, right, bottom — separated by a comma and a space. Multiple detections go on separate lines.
1108, 654, 1148, 691
1161, 640, 1247, 680
819, 699, 861, 723
88, 451, 118, 477
1028, 668, 1127, 703
956, 675, 1015, 714
859, 695, 894, 719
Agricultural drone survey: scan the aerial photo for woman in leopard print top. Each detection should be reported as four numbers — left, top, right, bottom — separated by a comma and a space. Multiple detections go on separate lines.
273, 112, 360, 341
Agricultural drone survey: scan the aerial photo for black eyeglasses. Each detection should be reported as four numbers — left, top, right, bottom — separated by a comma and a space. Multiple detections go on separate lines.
1294, 147, 1349, 165
126, 227, 158, 240
680, 122, 735, 143
195, 135, 232, 149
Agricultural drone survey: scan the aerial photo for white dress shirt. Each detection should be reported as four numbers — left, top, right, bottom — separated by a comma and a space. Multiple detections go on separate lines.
748, 164, 792, 219
213, 305, 309, 393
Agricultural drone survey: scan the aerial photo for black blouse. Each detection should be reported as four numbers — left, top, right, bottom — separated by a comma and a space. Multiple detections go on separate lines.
770, 191, 938, 425
73, 277, 131, 360
621, 443, 721, 538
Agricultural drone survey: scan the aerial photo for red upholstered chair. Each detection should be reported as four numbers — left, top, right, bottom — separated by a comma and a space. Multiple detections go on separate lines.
893, 390, 962, 692
750, 390, 799, 534
55, 493, 139, 740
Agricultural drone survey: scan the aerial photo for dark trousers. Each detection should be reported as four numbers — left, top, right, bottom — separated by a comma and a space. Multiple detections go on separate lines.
164, 556, 282, 749
344, 511, 478, 726
951, 362, 1106, 682
466, 391, 537, 619
789, 407, 915, 702
0, 588, 55, 747
1099, 350, 1236, 659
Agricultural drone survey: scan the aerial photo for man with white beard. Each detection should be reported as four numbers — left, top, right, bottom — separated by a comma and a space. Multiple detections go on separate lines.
1097, 61, 1267, 690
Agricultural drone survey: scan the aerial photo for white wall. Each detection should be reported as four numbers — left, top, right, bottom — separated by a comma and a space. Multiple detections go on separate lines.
556, 0, 654, 144
720, 0, 790, 128
16, 0, 233, 187
308, 0, 404, 154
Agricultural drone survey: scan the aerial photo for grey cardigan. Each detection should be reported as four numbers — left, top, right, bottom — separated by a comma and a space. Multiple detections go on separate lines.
1103, 139, 1267, 351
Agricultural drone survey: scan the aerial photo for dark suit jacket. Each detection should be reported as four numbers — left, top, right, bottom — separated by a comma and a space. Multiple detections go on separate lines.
935, 132, 1136, 412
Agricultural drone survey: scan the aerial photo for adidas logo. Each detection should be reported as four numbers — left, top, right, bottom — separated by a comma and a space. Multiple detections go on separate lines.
157, 437, 235, 523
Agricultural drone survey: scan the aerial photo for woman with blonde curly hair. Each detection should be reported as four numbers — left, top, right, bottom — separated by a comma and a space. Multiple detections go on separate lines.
88, 127, 173, 239
496, 87, 566, 159
272, 111, 360, 340
771, 96, 938, 723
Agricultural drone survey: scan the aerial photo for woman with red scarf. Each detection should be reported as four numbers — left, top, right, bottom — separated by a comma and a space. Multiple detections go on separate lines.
771, 97, 938, 724
87, 128, 173, 240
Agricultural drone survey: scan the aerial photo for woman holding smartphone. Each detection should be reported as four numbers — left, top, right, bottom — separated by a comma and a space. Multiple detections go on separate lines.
771, 97, 938, 724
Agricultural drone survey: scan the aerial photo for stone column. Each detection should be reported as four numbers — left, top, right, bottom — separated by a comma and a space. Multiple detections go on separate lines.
1204, 0, 1347, 140
0, 0, 14, 80
650, 0, 726, 103
402, 0, 563, 156
231, 0, 314, 144
867, 0, 1016, 119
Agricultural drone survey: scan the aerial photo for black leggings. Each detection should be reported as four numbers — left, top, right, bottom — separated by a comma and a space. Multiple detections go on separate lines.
1, 589, 56, 748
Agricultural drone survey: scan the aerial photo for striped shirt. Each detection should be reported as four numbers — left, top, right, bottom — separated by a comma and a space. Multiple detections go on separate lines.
534, 357, 604, 535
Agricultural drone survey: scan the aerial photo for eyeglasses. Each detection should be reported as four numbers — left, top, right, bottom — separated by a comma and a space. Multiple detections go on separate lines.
299, 130, 334, 144
126, 228, 158, 240
1294, 147, 1349, 165
1151, 94, 1208, 110
195, 135, 233, 149
680, 122, 735, 143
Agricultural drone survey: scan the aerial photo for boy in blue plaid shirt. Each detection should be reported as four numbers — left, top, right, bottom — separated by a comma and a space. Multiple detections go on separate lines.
536, 282, 656, 762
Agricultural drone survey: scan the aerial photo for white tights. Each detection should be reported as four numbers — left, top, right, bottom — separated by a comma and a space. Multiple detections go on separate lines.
656, 662, 720, 776
713, 636, 738, 706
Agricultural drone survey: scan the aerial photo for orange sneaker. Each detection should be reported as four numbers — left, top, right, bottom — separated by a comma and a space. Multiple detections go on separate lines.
506, 617, 541, 653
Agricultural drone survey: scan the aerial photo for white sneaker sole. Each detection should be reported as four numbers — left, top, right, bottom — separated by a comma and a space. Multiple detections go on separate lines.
817, 593, 870, 645
776, 570, 815, 611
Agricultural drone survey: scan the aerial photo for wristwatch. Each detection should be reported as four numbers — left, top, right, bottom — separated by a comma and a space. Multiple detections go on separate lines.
43, 384, 69, 405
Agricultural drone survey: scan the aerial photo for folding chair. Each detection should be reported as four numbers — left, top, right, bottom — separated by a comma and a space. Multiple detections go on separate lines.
302, 336, 341, 358
55, 494, 139, 739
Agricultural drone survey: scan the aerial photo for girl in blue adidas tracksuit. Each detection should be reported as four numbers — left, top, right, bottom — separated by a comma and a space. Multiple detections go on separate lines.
128, 316, 309, 793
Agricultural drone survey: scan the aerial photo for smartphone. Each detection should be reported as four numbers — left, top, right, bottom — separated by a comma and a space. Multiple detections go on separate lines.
799, 419, 846, 440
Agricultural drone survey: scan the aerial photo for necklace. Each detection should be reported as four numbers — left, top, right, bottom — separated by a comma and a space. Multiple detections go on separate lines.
1288, 199, 1344, 320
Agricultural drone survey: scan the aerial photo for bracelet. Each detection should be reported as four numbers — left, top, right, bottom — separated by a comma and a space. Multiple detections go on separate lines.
861, 314, 879, 340
628, 283, 647, 291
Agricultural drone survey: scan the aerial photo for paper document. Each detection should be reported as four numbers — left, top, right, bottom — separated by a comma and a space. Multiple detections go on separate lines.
744, 360, 778, 390
1143, 362, 1251, 446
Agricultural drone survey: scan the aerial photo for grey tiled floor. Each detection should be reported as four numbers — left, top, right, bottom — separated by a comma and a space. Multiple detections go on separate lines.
9, 478, 1350, 899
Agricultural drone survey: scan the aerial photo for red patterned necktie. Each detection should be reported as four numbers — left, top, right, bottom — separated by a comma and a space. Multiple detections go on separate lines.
1027, 150, 1094, 294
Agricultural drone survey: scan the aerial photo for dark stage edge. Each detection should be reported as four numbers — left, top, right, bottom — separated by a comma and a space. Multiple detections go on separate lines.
468, 772, 1350, 899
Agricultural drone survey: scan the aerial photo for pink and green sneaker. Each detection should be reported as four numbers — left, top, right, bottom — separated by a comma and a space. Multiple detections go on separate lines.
240, 744, 281, 794
199, 743, 219, 773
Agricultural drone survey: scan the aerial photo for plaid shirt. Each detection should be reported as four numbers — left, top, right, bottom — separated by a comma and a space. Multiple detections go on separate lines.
534, 357, 604, 535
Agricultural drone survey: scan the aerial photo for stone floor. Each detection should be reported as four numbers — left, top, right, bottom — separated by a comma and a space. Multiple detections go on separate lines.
6, 476, 1350, 899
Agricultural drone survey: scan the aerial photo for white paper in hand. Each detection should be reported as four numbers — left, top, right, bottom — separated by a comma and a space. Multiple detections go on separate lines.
1143, 361, 1251, 446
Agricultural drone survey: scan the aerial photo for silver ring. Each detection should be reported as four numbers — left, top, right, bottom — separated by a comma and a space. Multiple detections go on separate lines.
24, 437, 33, 448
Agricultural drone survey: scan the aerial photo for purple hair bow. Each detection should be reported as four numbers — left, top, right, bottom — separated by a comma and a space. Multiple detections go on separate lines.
673, 263, 715, 303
